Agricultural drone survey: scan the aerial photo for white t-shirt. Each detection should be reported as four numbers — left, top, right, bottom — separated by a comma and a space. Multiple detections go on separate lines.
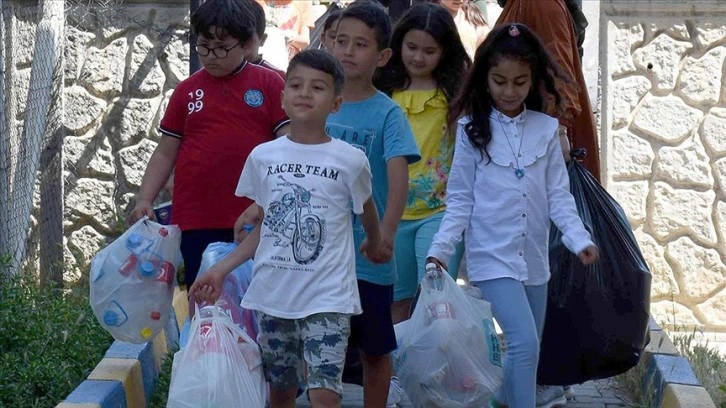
236, 136, 372, 318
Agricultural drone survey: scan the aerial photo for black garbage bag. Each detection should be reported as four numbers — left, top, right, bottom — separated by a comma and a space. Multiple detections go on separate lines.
537, 155, 652, 385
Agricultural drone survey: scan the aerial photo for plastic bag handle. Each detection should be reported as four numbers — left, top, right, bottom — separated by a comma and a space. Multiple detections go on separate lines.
192, 301, 257, 346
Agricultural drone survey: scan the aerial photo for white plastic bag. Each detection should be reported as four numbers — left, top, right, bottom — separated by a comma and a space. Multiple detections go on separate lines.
167, 304, 266, 408
395, 267, 503, 408
89, 217, 181, 343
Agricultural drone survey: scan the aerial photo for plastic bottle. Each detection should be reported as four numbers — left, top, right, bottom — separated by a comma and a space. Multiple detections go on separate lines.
156, 261, 175, 284
119, 254, 138, 276
197, 305, 222, 353
425, 263, 443, 291
427, 301, 454, 322
126, 233, 152, 255
135, 252, 164, 279
138, 260, 156, 277
102, 300, 128, 327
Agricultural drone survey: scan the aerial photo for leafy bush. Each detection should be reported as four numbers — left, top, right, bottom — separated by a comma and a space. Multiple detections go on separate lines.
0, 273, 113, 407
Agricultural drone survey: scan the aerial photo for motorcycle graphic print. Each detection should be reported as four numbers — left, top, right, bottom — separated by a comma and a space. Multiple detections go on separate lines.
264, 175, 326, 265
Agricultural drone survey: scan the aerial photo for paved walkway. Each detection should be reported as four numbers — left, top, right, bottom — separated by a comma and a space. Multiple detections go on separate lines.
297, 378, 634, 407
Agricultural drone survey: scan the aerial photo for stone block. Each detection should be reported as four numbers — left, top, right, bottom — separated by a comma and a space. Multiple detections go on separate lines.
151, 329, 168, 369
661, 383, 716, 408
172, 287, 189, 330
104, 340, 150, 360
103, 340, 158, 401
165, 306, 180, 350
88, 358, 145, 408
644, 354, 701, 406
61, 380, 126, 408
645, 330, 680, 356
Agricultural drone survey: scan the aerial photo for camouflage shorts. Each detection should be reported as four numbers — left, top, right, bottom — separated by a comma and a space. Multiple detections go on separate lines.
257, 312, 351, 395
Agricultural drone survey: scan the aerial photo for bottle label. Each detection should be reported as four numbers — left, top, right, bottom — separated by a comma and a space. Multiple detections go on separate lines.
427, 302, 454, 323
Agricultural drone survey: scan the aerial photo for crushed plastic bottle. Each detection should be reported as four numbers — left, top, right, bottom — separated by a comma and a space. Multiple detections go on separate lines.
126, 233, 153, 255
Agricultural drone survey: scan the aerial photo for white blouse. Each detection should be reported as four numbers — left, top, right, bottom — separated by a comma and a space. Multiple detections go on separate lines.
428, 108, 593, 285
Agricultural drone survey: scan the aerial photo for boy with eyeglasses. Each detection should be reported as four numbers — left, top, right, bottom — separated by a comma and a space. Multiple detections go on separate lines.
129, 0, 290, 289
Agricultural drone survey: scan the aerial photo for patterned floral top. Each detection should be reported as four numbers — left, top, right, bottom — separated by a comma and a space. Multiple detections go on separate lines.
392, 89, 454, 220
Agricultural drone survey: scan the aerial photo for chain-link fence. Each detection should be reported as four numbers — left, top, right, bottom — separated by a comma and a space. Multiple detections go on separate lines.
1, 0, 189, 286
1, 0, 65, 285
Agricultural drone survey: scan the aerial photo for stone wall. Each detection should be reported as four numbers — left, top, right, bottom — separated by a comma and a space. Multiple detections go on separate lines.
601, 0, 726, 331
61, 1, 189, 280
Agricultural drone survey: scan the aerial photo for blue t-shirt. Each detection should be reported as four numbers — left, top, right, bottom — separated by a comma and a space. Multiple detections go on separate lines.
326, 91, 421, 285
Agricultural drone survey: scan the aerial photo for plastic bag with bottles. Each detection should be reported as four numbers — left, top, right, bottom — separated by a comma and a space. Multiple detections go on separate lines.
89, 217, 181, 343
179, 242, 257, 347
167, 303, 266, 408
394, 264, 503, 408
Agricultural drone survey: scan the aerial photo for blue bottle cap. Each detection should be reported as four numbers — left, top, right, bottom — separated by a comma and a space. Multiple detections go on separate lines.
139, 261, 155, 277
103, 310, 119, 326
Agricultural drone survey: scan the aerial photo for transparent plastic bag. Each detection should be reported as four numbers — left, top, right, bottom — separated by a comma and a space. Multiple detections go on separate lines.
396, 266, 502, 408
89, 217, 181, 343
167, 303, 266, 408
538, 158, 652, 384
193, 242, 257, 341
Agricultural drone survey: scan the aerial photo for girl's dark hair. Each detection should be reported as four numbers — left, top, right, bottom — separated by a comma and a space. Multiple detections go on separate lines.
448, 23, 568, 162
377, 3, 471, 103
191, 0, 256, 44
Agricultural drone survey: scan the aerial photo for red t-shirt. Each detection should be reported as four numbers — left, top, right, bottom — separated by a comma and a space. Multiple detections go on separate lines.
160, 61, 289, 231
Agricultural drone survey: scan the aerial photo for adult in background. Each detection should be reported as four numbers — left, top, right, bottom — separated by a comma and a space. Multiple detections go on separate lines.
496, 0, 600, 181
429, 0, 489, 59
261, 0, 316, 70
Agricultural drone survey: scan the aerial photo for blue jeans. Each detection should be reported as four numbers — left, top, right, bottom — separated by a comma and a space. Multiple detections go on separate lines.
471, 278, 547, 408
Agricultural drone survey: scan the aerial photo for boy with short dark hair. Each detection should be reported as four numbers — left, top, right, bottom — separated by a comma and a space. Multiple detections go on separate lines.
129, 0, 290, 288
191, 49, 388, 408
244, 0, 286, 77
325, 2, 421, 407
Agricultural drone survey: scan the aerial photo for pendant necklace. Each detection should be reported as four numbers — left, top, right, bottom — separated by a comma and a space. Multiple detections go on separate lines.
496, 112, 526, 179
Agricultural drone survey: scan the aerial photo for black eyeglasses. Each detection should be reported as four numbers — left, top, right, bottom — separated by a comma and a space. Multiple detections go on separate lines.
195, 43, 240, 58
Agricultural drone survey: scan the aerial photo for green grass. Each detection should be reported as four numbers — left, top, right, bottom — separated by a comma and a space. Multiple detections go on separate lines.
0, 272, 113, 407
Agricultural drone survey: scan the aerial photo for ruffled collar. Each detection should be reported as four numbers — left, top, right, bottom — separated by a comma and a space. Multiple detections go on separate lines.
490, 106, 527, 124
486, 107, 554, 168
393, 89, 448, 115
